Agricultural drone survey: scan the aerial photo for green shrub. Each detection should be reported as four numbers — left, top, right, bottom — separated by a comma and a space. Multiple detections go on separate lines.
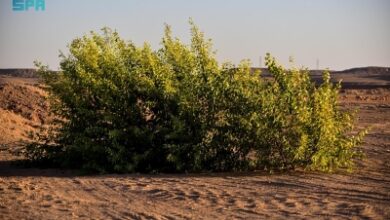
255, 54, 367, 172
27, 21, 366, 173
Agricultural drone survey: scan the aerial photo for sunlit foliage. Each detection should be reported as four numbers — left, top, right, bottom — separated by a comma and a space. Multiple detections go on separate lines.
27, 21, 366, 173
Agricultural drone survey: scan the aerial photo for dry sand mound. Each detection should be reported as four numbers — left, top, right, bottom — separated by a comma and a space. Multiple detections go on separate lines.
0, 77, 49, 161
0, 72, 389, 219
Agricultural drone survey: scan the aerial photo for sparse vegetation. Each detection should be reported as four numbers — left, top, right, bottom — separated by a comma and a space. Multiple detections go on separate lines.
26, 21, 367, 173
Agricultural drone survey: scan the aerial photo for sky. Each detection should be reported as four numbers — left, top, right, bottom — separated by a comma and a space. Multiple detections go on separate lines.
0, 0, 389, 70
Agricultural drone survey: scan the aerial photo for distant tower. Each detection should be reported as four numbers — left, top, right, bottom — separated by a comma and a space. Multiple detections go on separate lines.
316, 58, 319, 70
289, 56, 294, 63
259, 56, 262, 68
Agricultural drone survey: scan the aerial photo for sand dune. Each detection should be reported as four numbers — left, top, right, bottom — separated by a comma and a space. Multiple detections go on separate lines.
0, 73, 389, 219
1, 171, 389, 219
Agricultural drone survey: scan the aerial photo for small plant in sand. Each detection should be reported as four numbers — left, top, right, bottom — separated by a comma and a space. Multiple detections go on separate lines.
27, 21, 367, 173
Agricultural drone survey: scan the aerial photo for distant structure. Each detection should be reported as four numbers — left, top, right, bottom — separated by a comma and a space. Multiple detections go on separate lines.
316, 58, 319, 70
259, 56, 262, 68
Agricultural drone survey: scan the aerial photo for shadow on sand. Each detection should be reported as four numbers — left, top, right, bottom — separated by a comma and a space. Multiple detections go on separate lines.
0, 159, 297, 178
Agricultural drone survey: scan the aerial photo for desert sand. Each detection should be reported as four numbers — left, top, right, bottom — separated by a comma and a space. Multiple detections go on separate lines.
0, 69, 389, 219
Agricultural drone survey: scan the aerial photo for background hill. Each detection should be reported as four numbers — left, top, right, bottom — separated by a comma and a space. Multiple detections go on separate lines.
1, 66, 389, 88
251, 66, 390, 89
0, 69, 39, 78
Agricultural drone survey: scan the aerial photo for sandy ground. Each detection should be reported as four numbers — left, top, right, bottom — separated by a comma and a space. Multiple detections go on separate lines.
0, 75, 389, 219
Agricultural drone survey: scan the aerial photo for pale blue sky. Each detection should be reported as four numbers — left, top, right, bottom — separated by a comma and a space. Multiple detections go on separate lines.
0, 0, 389, 70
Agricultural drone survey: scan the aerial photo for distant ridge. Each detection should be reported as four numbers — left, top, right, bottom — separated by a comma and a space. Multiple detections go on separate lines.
1, 67, 389, 77
250, 66, 390, 76
1, 67, 389, 89
249, 66, 390, 89
0, 69, 38, 78
335, 66, 390, 74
